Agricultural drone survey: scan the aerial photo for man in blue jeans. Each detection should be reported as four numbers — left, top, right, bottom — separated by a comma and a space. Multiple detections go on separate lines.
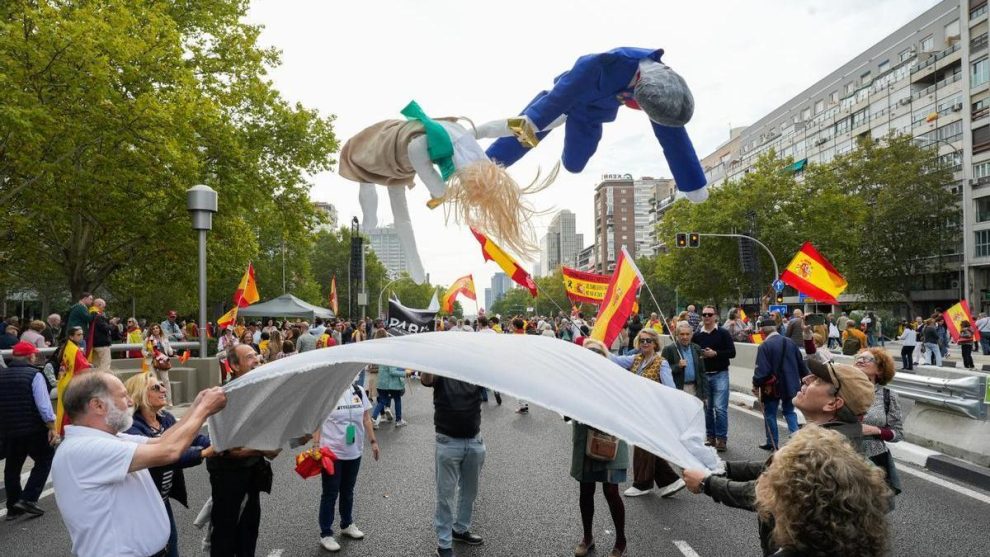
751, 314, 809, 451
692, 306, 736, 452
420, 372, 486, 557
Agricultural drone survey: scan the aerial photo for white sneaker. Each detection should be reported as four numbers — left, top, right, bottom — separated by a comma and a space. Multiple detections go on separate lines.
658, 479, 686, 498
372, 416, 380, 430
384, 408, 394, 422
622, 486, 653, 497
394, 419, 408, 427
320, 536, 340, 551
340, 524, 365, 539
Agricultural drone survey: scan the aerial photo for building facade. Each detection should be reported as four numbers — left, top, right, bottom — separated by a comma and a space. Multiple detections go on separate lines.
490, 272, 512, 304
312, 201, 339, 232
577, 244, 597, 272
366, 225, 409, 279
700, 0, 990, 312
538, 209, 583, 276
593, 174, 672, 273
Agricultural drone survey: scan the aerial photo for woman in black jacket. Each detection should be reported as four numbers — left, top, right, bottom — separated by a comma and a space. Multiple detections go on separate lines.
125, 372, 213, 557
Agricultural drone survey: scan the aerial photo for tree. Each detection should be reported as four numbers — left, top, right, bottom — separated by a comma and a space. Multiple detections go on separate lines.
489, 287, 536, 316
309, 227, 388, 319
0, 1, 338, 312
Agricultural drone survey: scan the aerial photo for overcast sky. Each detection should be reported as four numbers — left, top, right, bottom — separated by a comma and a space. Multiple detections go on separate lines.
247, 0, 937, 309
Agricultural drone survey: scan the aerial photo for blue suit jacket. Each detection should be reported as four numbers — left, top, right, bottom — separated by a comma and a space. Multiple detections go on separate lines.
486, 47, 706, 192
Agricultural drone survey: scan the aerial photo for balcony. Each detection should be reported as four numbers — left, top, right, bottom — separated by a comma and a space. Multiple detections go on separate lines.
912, 43, 960, 73
912, 72, 962, 100
972, 33, 989, 53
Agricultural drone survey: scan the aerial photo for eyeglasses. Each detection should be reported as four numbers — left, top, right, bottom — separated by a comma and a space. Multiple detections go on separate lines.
702, 313, 716, 317
854, 355, 876, 365
149, 384, 166, 393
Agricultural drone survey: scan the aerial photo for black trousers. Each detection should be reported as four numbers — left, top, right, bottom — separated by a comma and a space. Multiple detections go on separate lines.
961, 343, 975, 369
3, 430, 53, 511
631, 446, 680, 490
209, 466, 262, 557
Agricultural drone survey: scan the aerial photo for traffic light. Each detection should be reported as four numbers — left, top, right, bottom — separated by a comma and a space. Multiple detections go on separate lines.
776, 293, 784, 304
675, 233, 687, 248
688, 233, 700, 248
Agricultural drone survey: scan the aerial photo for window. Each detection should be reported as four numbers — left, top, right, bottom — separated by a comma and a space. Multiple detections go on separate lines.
830, 91, 839, 103
974, 160, 990, 179
921, 35, 934, 52
878, 60, 890, 74
899, 48, 914, 62
945, 19, 959, 40
972, 2, 988, 20
977, 197, 990, 223
845, 82, 855, 95
802, 107, 812, 120
976, 230, 990, 258
834, 117, 851, 135
973, 58, 990, 88
861, 71, 872, 85
814, 100, 824, 114
852, 108, 868, 129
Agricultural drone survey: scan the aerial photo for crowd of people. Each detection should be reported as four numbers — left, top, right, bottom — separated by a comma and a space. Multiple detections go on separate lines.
0, 295, 922, 557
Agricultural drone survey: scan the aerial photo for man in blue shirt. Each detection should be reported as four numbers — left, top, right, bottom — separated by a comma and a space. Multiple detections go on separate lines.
0, 341, 57, 519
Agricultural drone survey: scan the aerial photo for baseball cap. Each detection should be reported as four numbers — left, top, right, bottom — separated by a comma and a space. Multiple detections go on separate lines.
806, 360, 874, 417
167, 310, 177, 318
11, 341, 39, 357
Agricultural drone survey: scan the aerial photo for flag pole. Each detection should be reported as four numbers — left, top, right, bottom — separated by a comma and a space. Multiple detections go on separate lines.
640, 281, 676, 342
533, 281, 566, 315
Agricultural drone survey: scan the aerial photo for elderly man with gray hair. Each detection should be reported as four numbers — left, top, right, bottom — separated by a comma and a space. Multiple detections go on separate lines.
51, 372, 226, 557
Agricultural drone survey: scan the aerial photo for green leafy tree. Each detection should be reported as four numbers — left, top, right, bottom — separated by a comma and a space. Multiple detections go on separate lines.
309, 227, 388, 319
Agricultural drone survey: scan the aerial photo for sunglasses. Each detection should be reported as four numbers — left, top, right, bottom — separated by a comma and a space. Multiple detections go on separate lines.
702, 312, 716, 317
638, 338, 655, 344
149, 383, 166, 393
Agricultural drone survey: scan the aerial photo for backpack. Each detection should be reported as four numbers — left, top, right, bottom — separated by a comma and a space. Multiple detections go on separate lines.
842, 334, 862, 355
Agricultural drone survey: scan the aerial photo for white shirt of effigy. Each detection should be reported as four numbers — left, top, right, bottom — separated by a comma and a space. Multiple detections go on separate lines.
320, 388, 371, 461
52, 425, 169, 557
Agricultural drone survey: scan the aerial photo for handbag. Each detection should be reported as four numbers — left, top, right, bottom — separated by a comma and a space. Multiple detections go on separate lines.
294, 446, 338, 479
585, 428, 619, 461
153, 352, 172, 371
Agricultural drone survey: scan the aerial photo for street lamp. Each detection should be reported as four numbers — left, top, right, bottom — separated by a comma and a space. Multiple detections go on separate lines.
378, 277, 403, 319
187, 185, 217, 357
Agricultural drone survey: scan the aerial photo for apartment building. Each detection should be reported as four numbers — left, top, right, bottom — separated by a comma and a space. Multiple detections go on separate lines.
366, 224, 409, 279
593, 174, 671, 272
538, 209, 584, 276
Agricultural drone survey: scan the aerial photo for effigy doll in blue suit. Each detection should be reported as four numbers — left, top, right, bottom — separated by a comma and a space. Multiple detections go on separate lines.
486, 47, 709, 202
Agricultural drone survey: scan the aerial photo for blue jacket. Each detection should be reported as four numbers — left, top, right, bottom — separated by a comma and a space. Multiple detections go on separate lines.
486, 47, 706, 192
377, 365, 406, 391
126, 410, 211, 507
753, 333, 809, 400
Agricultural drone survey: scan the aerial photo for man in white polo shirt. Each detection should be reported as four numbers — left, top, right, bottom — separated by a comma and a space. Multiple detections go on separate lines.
52, 372, 226, 557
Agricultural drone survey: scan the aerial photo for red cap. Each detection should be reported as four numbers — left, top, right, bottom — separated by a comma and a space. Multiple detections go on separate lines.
11, 341, 39, 357
168, 310, 178, 318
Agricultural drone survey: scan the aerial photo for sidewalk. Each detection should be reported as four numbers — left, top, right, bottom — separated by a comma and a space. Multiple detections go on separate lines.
865, 340, 990, 371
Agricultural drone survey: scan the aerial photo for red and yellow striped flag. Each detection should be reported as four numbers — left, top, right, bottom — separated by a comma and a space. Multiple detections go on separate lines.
217, 306, 238, 330
233, 263, 260, 307
590, 248, 643, 348
943, 300, 980, 343
471, 228, 537, 297
780, 242, 847, 305
561, 266, 610, 304
442, 274, 476, 313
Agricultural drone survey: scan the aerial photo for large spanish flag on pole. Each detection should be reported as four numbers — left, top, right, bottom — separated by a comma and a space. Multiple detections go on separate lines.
590, 248, 643, 348
470, 227, 537, 297
779, 242, 847, 305
55, 341, 90, 435
233, 263, 260, 308
330, 275, 339, 315
943, 300, 980, 343
442, 274, 476, 313
561, 266, 610, 305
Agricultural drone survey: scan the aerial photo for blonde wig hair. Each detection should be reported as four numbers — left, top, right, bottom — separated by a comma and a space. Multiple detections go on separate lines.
442, 159, 558, 257
755, 425, 890, 557
124, 372, 161, 415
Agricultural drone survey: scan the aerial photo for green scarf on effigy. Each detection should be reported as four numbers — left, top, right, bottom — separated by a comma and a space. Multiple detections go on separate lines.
400, 100, 456, 181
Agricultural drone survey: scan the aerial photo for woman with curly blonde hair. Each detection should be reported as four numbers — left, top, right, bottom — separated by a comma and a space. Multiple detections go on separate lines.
755, 425, 890, 557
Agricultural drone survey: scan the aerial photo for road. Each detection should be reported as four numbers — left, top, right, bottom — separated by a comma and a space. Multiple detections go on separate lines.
2, 382, 989, 556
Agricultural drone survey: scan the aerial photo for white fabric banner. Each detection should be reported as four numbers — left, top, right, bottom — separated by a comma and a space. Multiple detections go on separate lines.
207, 332, 722, 472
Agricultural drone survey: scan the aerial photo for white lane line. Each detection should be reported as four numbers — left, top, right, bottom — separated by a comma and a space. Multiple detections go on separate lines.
673, 540, 702, 556
728, 404, 990, 505
0, 486, 54, 519
266, 550, 284, 557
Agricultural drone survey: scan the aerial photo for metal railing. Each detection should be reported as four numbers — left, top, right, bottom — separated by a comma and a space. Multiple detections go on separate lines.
889, 373, 988, 420
1, 341, 206, 361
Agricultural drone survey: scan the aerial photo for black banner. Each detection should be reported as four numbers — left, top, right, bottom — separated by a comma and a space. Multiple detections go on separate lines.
386, 298, 437, 335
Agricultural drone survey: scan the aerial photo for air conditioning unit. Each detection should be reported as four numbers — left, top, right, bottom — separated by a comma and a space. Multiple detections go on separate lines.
815, 138, 829, 146
898, 98, 912, 106
952, 103, 963, 111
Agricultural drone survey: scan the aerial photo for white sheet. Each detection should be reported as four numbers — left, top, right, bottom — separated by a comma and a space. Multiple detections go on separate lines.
206, 332, 722, 472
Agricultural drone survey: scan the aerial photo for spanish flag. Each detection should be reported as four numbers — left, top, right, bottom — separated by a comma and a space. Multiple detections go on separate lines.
590, 248, 643, 348
561, 266, 610, 304
55, 340, 91, 435
739, 308, 762, 344
217, 306, 238, 330
943, 300, 980, 343
442, 274, 476, 313
779, 242, 847, 305
233, 263, 260, 307
330, 275, 339, 315
471, 227, 537, 297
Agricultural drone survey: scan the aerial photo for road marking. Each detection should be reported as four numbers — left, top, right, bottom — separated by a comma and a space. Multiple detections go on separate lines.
728, 405, 990, 505
0, 487, 54, 519
673, 540, 702, 556
266, 550, 284, 557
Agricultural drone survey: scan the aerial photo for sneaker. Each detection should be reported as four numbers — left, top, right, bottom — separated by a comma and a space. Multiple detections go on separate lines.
758, 443, 774, 451
12, 500, 43, 517
494, 393, 502, 405
384, 408, 394, 422
320, 536, 340, 552
657, 478, 686, 498
515, 405, 529, 414
4, 509, 24, 521
574, 539, 595, 557
372, 418, 380, 430
715, 438, 727, 452
435, 547, 454, 557
622, 486, 652, 497
705, 436, 715, 446
394, 419, 408, 427
339, 524, 364, 539
452, 530, 483, 545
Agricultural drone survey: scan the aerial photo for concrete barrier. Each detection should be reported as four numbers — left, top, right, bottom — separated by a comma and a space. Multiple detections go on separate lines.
108, 357, 220, 404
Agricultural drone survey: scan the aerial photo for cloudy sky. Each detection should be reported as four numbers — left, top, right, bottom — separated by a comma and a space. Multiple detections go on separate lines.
247, 0, 937, 309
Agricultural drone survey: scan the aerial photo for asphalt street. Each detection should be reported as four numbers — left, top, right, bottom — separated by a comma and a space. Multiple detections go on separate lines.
2, 380, 989, 556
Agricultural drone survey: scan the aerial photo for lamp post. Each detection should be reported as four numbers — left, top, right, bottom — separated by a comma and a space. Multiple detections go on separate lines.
187, 185, 217, 357
378, 277, 403, 319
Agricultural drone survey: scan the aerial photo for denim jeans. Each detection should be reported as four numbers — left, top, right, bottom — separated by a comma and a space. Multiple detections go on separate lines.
372, 390, 403, 421
434, 433, 486, 549
319, 457, 362, 537
923, 342, 942, 367
762, 397, 799, 448
980, 335, 990, 355
704, 371, 729, 439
